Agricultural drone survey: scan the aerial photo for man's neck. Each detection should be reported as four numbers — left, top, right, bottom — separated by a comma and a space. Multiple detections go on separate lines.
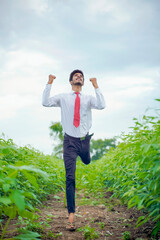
72, 85, 82, 92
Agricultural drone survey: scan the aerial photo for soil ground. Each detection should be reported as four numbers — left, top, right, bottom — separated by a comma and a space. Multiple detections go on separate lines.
1, 191, 158, 240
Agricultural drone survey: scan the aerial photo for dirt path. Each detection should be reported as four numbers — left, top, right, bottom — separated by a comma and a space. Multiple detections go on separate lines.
39, 192, 154, 240
2, 191, 155, 240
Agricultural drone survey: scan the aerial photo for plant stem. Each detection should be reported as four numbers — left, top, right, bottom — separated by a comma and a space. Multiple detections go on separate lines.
0, 217, 11, 240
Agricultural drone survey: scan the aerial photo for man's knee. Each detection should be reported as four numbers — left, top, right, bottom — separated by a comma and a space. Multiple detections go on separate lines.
80, 155, 91, 165
84, 159, 91, 165
66, 175, 75, 183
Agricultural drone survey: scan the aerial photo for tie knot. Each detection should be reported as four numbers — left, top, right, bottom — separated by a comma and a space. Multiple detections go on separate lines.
75, 92, 79, 95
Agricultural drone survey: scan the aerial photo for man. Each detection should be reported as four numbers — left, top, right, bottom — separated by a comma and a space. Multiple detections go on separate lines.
42, 70, 105, 231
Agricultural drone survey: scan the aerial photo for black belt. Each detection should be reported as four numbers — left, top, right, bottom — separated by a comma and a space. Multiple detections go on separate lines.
64, 133, 94, 141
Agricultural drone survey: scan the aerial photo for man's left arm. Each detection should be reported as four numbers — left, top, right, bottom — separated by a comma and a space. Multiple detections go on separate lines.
90, 78, 106, 109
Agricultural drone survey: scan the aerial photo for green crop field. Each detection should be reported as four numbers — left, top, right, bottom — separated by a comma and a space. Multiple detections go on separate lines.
0, 100, 160, 239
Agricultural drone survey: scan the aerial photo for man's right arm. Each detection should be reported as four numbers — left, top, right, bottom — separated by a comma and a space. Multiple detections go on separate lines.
42, 74, 61, 107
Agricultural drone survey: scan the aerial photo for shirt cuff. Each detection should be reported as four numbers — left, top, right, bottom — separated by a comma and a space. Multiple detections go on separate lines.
95, 87, 101, 93
46, 83, 52, 88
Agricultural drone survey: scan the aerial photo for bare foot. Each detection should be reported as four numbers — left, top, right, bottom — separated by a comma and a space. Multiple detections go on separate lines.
69, 213, 74, 223
66, 213, 75, 231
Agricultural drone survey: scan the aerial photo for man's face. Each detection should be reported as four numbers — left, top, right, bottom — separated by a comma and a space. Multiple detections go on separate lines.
71, 72, 84, 86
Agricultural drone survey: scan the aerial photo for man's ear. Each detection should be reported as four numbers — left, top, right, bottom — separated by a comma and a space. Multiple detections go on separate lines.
70, 80, 73, 85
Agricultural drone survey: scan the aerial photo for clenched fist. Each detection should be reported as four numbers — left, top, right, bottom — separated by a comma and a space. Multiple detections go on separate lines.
48, 74, 56, 84
90, 78, 98, 89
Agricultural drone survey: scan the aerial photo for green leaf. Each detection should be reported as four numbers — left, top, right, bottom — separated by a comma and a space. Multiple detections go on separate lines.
137, 198, 145, 210
142, 143, 151, 153
11, 190, 25, 211
146, 199, 156, 208
20, 210, 34, 220
148, 208, 160, 217
22, 170, 39, 189
152, 220, 160, 236
137, 215, 145, 224
13, 230, 41, 239
23, 192, 39, 201
0, 197, 11, 205
4, 206, 17, 219
136, 216, 150, 228
8, 165, 48, 178
54, 195, 61, 200
3, 183, 10, 192
128, 195, 138, 208
153, 214, 160, 222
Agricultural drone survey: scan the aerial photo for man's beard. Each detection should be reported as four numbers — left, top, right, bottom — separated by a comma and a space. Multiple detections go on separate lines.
74, 82, 83, 86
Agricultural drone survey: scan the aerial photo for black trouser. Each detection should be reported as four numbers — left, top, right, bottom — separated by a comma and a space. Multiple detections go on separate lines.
63, 133, 92, 213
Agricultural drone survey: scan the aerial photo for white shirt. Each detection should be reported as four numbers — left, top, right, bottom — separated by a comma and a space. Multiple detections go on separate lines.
42, 84, 106, 138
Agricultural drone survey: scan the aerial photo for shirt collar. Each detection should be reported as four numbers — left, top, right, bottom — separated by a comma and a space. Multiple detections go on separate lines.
71, 90, 82, 95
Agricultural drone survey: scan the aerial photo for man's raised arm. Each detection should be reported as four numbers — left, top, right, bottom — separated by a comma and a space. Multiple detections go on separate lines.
90, 77, 106, 110
42, 74, 61, 107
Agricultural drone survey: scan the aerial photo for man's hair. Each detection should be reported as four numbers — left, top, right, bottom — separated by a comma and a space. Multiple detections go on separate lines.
69, 69, 84, 82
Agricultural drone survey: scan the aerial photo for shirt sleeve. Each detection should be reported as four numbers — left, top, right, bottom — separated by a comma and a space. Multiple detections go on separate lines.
90, 88, 106, 109
42, 84, 61, 107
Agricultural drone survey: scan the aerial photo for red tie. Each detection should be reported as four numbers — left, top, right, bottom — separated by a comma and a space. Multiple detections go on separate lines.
73, 92, 80, 128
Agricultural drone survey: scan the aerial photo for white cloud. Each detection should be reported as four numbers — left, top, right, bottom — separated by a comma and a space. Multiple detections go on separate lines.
106, 76, 153, 87
87, 0, 130, 24
101, 75, 155, 95
19, 0, 49, 15
4, 49, 59, 71
0, 48, 60, 95
85, 0, 154, 31
117, 86, 154, 98
0, 94, 38, 119
92, 74, 156, 114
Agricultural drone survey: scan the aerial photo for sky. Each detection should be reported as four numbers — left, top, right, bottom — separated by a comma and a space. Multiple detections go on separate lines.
0, 0, 160, 154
